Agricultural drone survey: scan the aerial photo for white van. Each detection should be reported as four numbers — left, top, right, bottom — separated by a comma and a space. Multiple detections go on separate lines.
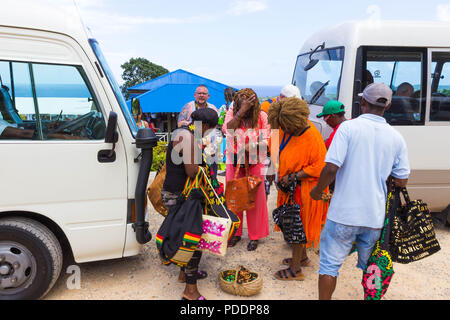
293, 20, 450, 213
0, 1, 157, 299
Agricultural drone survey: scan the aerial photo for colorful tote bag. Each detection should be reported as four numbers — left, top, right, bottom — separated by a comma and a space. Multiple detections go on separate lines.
196, 167, 239, 256
389, 187, 441, 264
361, 189, 395, 300
199, 166, 240, 243
197, 214, 232, 256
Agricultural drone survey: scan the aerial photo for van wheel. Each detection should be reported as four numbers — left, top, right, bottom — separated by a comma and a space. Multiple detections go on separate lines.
0, 217, 63, 300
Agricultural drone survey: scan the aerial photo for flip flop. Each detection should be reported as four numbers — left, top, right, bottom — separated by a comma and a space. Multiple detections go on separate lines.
282, 257, 311, 267
181, 295, 207, 300
247, 240, 258, 251
274, 267, 305, 281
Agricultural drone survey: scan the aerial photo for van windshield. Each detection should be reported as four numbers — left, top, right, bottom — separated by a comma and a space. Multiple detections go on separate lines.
292, 47, 344, 106
89, 39, 138, 137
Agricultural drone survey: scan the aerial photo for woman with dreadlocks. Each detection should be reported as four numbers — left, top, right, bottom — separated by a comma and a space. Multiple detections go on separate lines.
268, 97, 329, 281
222, 88, 270, 251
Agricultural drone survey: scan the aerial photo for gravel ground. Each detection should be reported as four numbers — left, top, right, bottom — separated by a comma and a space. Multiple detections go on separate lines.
45, 175, 450, 300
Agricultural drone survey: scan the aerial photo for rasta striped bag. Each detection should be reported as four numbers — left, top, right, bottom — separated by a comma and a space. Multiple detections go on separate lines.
361, 188, 395, 300
155, 171, 204, 267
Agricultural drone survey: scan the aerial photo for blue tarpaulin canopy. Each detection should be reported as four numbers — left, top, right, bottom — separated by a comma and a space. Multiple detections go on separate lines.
126, 69, 236, 113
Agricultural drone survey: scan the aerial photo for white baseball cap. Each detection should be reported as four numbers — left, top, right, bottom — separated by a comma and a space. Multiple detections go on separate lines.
358, 83, 393, 108
280, 84, 302, 99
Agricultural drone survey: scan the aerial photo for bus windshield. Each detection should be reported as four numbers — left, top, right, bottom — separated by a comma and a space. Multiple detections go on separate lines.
292, 47, 344, 106
89, 39, 138, 137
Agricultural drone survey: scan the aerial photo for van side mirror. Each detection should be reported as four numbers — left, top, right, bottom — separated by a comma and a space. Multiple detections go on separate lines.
98, 112, 118, 163
105, 111, 118, 143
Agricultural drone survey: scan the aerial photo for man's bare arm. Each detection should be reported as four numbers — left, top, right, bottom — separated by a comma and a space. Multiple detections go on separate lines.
177, 103, 192, 127
310, 163, 339, 200
393, 178, 408, 188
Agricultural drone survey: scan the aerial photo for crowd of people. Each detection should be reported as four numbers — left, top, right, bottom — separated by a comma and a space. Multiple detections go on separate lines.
156, 82, 410, 300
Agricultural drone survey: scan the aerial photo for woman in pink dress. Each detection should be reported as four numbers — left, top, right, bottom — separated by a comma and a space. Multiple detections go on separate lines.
222, 88, 270, 251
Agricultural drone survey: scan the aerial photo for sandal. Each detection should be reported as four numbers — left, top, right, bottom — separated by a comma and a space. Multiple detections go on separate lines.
247, 240, 258, 251
181, 295, 207, 300
178, 270, 208, 283
274, 267, 305, 281
228, 236, 241, 247
282, 257, 311, 267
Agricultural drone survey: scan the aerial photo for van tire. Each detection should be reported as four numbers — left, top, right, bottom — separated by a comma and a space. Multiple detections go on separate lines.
0, 217, 63, 300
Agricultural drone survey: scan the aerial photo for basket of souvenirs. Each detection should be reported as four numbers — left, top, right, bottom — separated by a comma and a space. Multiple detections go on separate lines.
219, 265, 263, 296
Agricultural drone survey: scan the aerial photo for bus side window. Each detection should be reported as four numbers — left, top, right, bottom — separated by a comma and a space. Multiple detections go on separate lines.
363, 48, 426, 125
430, 52, 450, 121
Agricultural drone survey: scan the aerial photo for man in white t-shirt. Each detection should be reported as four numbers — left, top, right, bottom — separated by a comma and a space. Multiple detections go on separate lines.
310, 83, 410, 300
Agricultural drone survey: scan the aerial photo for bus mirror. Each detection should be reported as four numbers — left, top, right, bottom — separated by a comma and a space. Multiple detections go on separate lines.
105, 112, 118, 144
304, 59, 319, 71
98, 112, 118, 163
304, 42, 325, 71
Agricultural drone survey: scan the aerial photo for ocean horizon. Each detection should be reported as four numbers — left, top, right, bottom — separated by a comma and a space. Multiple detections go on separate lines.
234, 85, 283, 98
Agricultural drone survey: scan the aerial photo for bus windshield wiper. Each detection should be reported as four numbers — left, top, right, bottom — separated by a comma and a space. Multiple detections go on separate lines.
309, 80, 330, 105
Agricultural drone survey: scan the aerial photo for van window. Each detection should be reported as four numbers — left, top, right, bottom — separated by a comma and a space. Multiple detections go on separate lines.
0, 60, 105, 140
430, 52, 450, 121
293, 47, 344, 106
364, 49, 425, 125
0, 62, 35, 134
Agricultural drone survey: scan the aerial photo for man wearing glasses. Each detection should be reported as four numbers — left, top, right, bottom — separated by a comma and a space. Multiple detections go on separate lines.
177, 85, 218, 128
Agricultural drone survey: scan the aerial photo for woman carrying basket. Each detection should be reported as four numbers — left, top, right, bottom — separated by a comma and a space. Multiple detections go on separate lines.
267, 97, 329, 280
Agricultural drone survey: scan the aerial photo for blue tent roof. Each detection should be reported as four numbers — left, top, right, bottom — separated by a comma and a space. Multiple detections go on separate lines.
127, 69, 235, 113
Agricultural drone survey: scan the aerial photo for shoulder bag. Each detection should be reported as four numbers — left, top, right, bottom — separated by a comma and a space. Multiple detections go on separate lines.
225, 156, 262, 213
389, 187, 441, 264
272, 175, 307, 244
197, 167, 240, 256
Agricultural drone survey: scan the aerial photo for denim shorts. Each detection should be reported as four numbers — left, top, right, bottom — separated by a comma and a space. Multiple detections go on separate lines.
318, 219, 381, 277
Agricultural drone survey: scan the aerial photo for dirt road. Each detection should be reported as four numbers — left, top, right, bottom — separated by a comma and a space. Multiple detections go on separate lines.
45, 181, 450, 300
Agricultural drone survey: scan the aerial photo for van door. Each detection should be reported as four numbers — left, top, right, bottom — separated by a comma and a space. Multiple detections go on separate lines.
0, 60, 128, 262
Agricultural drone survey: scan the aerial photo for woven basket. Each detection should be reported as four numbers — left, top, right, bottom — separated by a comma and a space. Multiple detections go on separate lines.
147, 163, 168, 217
219, 266, 263, 297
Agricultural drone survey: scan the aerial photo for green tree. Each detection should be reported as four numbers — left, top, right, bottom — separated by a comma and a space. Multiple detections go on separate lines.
120, 57, 169, 98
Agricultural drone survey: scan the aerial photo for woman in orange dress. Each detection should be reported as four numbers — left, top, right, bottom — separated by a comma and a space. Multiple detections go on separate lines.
268, 97, 329, 280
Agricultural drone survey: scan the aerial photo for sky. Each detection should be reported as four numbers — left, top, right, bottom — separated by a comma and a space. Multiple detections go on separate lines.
72, 0, 450, 87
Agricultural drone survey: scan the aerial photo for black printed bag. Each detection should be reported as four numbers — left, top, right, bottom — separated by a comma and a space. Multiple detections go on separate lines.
272, 176, 307, 244
389, 187, 441, 264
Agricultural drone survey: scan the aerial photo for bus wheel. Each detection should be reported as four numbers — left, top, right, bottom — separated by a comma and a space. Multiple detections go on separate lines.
0, 217, 63, 300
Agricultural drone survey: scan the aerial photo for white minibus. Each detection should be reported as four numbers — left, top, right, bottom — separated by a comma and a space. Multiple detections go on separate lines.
0, 1, 156, 299
293, 20, 450, 214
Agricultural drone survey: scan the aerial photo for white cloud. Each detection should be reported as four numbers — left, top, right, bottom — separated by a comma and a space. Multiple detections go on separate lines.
437, 4, 450, 22
72, 1, 219, 37
227, 0, 268, 16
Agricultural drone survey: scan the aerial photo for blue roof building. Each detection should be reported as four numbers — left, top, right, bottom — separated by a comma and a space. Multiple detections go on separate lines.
127, 69, 235, 113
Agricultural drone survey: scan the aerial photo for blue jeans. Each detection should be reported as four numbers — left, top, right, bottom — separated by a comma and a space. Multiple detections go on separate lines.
318, 219, 381, 277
